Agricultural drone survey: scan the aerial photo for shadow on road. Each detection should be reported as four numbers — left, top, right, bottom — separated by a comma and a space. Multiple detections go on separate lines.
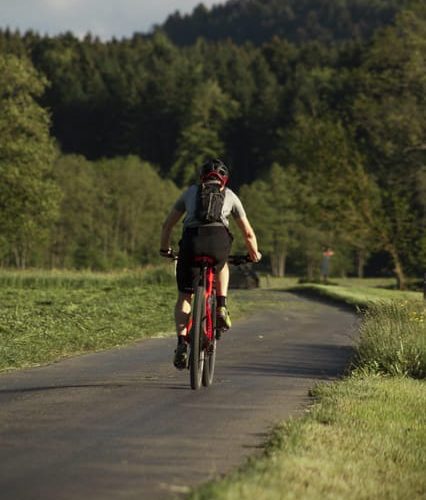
0, 383, 127, 395
228, 343, 355, 380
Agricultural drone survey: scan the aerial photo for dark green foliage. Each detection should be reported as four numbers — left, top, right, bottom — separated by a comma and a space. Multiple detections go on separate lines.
351, 4, 426, 286
50, 155, 180, 269
161, 0, 410, 46
0, 54, 60, 268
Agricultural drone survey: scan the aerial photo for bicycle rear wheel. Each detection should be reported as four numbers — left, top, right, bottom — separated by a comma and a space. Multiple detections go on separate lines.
190, 285, 205, 390
202, 294, 216, 387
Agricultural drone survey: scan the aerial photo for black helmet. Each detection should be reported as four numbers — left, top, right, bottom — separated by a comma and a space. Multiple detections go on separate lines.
199, 158, 229, 186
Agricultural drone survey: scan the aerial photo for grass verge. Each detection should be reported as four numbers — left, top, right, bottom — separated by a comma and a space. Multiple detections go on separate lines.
191, 283, 426, 499
288, 282, 422, 307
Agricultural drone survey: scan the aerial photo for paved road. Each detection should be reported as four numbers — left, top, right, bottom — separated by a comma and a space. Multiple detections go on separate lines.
0, 292, 357, 500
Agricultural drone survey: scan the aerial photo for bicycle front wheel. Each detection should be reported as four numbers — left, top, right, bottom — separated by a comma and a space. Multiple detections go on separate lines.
190, 285, 205, 390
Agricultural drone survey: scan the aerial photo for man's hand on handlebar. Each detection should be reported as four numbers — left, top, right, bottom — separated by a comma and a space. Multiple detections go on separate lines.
228, 252, 262, 265
248, 250, 262, 263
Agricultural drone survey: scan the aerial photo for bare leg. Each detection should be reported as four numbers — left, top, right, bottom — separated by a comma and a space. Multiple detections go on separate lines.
216, 262, 229, 297
216, 263, 232, 331
175, 292, 192, 337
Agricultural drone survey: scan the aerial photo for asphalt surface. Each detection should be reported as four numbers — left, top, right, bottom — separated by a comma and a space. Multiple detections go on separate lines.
0, 291, 358, 500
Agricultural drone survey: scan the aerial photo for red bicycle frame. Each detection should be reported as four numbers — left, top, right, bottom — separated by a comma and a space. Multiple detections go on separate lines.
192, 255, 216, 343
165, 251, 252, 389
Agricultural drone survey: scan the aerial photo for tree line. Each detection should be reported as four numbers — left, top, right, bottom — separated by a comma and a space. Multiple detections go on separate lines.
161, 0, 409, 46
0, 1, 424, 286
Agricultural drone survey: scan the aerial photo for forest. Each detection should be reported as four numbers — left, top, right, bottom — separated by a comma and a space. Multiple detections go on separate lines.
161, 0, 411, 45
0, 0, 424, 288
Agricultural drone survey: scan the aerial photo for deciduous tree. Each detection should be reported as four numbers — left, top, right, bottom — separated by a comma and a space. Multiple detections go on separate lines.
0, 54, 60, 268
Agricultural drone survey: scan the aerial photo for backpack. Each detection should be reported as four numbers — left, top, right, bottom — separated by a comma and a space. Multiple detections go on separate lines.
195, 182, 225, 224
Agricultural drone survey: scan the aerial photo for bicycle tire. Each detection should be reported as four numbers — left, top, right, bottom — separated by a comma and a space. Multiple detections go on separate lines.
190, 285, 205, 390
202, 294, 216, 387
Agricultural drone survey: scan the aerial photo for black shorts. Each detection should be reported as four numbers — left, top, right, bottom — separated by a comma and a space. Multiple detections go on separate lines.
176, 226, 233, 294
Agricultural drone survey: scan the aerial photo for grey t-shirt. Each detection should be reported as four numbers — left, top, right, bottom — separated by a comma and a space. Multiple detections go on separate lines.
174, 184, 246, 229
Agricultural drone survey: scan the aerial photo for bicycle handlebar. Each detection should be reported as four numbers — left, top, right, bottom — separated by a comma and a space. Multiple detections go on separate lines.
227, 254, 253, 265
161, 250, 253, 266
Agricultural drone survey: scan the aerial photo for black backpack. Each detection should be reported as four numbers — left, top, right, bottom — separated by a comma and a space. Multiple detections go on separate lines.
195, 182, 225, 224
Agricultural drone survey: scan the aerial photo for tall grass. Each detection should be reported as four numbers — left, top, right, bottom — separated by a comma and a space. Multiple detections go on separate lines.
355, 300, 425, 378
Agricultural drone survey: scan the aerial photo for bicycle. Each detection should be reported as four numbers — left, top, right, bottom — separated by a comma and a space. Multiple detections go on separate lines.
167, 252, 253, 390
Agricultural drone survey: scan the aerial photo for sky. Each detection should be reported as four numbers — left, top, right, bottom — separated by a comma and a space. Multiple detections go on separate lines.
0, 0, 228, 40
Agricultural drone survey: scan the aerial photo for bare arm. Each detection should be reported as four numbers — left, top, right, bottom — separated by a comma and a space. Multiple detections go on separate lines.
235, 217, 262, 262
160, 208, 184, 251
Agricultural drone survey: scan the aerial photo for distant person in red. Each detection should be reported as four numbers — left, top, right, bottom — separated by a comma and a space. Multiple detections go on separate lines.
321, 247, 334, 283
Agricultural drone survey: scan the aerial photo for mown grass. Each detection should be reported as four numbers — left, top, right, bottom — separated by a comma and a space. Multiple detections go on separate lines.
259, 275, 423, 308
191, 282, 426, 499
0, 281, 177, 371
0, 266, 186, 371
0, 267, 298, 372
289, 282, 422, 306
260, 276, 401, 292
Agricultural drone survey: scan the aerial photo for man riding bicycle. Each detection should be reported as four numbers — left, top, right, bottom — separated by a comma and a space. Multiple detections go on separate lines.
160, 158, 261, 369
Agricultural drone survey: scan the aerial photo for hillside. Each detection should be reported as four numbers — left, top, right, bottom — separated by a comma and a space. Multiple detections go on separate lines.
160, 0, 410, 45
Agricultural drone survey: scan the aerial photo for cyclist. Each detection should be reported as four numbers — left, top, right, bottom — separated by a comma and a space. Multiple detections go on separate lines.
160, 158, 262, 369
